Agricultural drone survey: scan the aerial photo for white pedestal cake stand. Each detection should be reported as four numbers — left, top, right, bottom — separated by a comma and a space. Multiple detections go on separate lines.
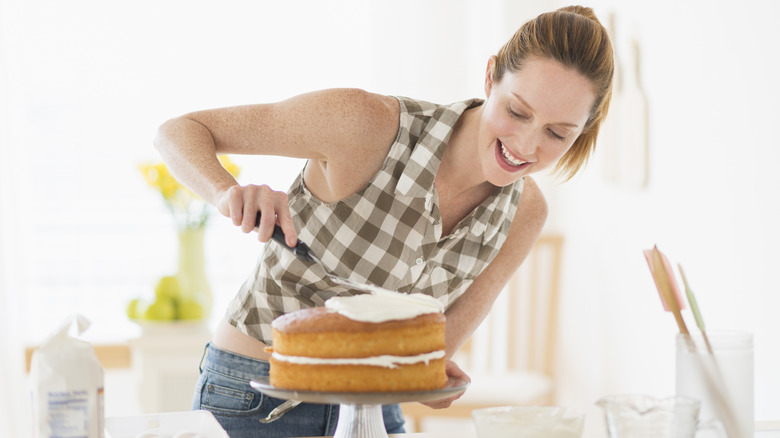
250, 377, 468, 438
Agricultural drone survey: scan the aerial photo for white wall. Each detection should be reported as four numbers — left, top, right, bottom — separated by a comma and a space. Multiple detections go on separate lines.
540, 0, 780, 426
1, 1, 33, 435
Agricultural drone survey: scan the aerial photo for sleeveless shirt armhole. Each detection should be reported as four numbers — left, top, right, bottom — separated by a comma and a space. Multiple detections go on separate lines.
291, 96, 413, 205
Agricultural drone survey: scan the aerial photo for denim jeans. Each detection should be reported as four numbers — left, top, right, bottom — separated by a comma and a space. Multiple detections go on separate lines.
192, 343, 406, 437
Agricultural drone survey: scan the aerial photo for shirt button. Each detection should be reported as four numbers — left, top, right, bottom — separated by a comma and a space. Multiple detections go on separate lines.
415, 257, 424, 265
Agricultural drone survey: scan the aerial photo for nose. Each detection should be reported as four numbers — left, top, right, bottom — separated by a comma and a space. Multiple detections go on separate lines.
507, 131, 540, 159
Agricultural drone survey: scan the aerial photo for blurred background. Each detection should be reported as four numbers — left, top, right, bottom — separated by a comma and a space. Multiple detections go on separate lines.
2, 0, 778, 436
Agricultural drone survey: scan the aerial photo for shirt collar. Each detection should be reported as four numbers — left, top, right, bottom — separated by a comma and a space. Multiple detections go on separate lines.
393, 98, 523, 243
395, 99, 482, 199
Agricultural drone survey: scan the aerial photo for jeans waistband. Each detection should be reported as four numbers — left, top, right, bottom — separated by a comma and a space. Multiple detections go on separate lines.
201, 342, 270, 382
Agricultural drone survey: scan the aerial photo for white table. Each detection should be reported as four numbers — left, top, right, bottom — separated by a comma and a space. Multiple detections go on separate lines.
298, 421, 780, 437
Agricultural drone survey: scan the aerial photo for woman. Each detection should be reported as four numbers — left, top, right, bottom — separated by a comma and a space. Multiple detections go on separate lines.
155, 5, 613, 437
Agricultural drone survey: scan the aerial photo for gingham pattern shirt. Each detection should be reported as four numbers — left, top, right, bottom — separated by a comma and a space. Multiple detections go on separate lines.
227, 96, 525, 344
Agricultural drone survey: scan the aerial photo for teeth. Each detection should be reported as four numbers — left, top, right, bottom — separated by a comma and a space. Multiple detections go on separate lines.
499, 141, 527, 166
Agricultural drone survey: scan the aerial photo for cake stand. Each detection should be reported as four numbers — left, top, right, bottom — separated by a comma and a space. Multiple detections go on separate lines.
250, 376, 469, 438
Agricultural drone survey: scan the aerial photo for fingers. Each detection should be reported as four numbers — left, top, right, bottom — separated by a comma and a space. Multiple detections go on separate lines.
445, 360, 471, 384
420, 360, 470, 409
216, 185, 240, 220
421, 394, 460, 409
274, 200, 299, 247
419, 387, 466, 409
217, 184, 298, 244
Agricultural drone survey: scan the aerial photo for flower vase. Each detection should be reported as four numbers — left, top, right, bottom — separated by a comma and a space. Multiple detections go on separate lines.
176, 226, 212, 319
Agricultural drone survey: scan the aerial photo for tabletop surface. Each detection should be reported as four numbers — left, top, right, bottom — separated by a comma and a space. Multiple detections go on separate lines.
296, 421, 780, 438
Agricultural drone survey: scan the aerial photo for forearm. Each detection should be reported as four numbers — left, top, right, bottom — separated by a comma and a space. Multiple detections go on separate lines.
443, 279, 504, 359
154, 116, 238, 207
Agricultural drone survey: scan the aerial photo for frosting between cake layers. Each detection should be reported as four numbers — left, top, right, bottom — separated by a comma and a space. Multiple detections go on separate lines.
271, 350, 445, 369
325, 287, 444, 323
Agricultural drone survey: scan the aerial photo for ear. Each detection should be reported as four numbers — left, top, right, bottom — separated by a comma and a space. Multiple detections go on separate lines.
484, 56, 497, 97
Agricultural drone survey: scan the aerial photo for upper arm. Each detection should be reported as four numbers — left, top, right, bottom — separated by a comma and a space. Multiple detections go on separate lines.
179, 88, 400, 162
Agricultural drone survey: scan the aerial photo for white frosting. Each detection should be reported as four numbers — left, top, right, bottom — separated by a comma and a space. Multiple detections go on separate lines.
272, 350, 445, 369
325, 287, 444, 323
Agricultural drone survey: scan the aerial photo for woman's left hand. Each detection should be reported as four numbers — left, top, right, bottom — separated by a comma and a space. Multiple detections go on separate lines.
420, 360, 470, 409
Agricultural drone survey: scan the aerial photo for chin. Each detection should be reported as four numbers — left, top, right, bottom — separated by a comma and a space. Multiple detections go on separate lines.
484, 168, 525, 188
489, 176, 522, 188
485, 161, 527, 187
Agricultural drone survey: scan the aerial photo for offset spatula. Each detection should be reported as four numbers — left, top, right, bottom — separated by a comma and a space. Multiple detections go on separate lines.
255, 214, 376, 293
255, 213, 318, 262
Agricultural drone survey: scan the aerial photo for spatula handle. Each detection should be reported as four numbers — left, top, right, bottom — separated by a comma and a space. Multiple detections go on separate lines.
255, 213, 316, 262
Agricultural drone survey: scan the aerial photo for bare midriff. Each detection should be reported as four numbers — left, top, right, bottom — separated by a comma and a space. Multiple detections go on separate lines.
212, 317, 272, 361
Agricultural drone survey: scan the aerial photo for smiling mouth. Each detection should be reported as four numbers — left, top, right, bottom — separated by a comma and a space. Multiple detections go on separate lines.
498, 140, 529, 168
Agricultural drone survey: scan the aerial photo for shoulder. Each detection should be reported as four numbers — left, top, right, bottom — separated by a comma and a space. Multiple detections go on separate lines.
516, 177, 548, 225
323, 88, 399, 117
289, 88, 401, 159
501, 177, 548, 260
299, 88, 398, 115
294, 88, 399, 136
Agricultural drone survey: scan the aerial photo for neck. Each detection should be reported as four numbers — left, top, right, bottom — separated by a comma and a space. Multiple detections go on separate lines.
437, 106, 491, 197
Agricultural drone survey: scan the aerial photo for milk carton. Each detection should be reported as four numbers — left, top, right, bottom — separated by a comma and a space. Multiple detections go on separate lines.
30, 314, 104, 438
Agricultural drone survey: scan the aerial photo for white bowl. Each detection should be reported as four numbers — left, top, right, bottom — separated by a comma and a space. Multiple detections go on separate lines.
472, 405, 585, 438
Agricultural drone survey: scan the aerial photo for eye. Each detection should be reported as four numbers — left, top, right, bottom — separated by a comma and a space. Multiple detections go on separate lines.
507, 105, 528, 120
548, 129, 566, 141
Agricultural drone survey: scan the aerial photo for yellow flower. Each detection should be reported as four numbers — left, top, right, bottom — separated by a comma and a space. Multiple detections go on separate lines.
139, 156, 241, 230
138, 163, 159, 188
218, 155, 241, 178
156, 163, 181, 201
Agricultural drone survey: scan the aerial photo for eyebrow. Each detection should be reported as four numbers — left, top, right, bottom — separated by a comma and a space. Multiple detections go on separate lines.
512, 92, 580, 128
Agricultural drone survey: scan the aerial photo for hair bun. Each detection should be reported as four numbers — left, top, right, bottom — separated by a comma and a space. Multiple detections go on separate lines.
557, 5, 602, 25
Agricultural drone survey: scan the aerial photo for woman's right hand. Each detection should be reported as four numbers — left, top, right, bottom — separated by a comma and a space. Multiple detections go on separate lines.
217, 184, 299, 247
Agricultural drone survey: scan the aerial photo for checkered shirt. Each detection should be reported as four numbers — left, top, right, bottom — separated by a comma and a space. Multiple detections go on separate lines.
226, 96, 525, 344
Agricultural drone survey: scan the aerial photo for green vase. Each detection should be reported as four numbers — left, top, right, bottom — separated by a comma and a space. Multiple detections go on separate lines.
176, 227, 212, 318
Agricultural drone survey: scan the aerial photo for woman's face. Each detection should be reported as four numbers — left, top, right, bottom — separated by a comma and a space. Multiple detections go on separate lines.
478, 56, 596, 186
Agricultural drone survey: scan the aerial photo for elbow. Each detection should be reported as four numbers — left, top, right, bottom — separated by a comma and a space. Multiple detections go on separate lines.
154, 113, 216, 155
153, 114, 208, 155
153, 117, 181, 154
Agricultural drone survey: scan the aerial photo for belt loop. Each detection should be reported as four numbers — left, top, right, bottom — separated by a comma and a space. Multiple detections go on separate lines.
198, 341, 210, 374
